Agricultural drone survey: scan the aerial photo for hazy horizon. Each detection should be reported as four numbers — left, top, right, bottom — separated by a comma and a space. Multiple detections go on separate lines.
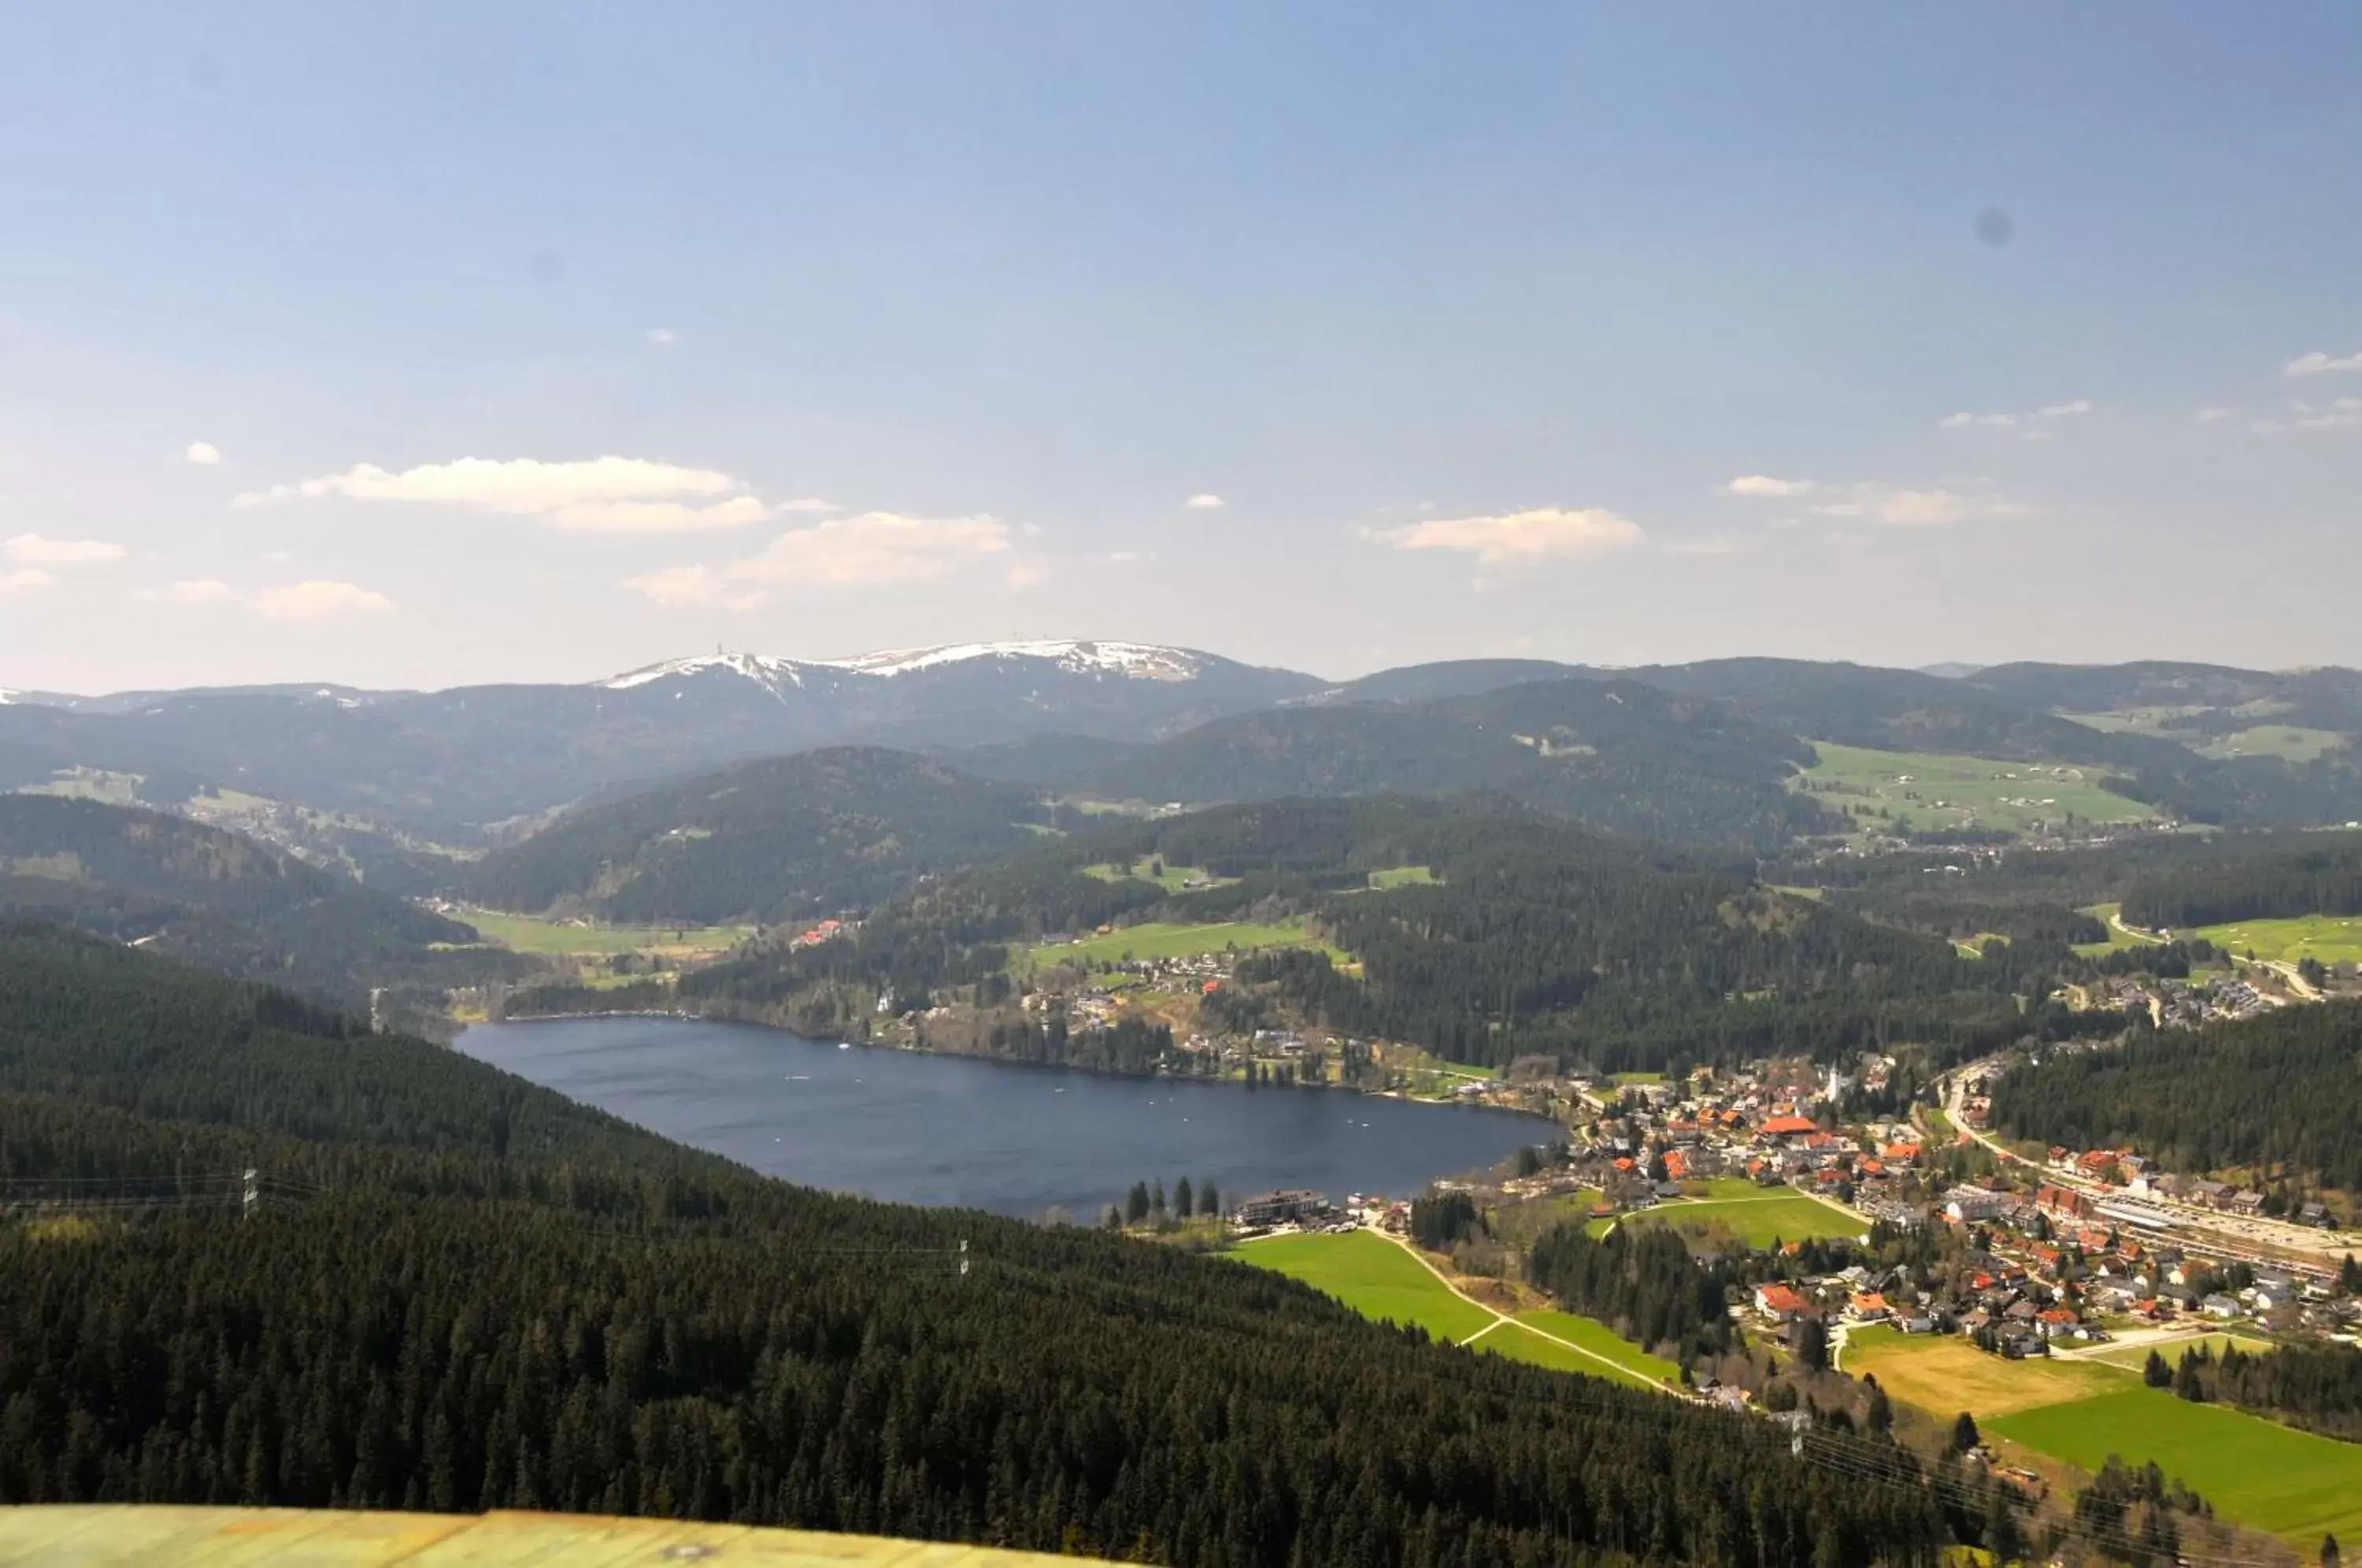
4, 5, 2357, 692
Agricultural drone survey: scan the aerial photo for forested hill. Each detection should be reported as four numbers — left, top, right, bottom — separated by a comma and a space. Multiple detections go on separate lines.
464, 747, 1057, 924
0, 793, 485, 1007
1059, 678, 1831, 852
669, 797, 2057, 1076
2120, 834, 2362, 929
1990, 1001, 2362, 1193
0, 922, 1961, 1566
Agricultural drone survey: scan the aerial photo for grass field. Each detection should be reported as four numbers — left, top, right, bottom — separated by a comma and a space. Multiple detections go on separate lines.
449, 909, 753, 956
1845, 1327, 2123, 1417
2071, 902, 2160, 957
1990, 1387, 2362, 1546
2079, 1333, 2278, 1374
1368, 865, 1439, 889
2186, 913, 2362, 967
2206, 725, 2348, 763
1601, 1189, 1866, 1249
1235, 1232, 1679, 1391
1516, 1309, 1684, 1389
1081, 857, 1233, 892
1235, 1230, 1495, 1342
1797, 741, 2157, 838
1022, 918, 1348, 969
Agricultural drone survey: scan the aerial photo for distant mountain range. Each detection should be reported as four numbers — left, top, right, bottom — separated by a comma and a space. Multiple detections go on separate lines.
7, 641, 2362, 881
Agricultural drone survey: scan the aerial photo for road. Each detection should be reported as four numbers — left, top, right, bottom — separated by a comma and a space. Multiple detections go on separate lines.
1367, 1222, 1686, 1396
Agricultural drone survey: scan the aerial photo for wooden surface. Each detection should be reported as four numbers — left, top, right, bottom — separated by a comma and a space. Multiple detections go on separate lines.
0, 1507, 1121, 1566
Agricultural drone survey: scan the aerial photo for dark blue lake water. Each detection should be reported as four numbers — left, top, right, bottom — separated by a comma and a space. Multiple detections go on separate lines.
458, 1016, 1546, 1220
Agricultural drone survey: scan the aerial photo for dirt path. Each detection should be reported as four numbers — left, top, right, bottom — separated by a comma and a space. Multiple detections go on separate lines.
1368, 1224, 1683, 1395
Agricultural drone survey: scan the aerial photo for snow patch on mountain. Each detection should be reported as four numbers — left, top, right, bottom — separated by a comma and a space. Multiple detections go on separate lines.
819, 640, 1211, 680
598, 653, 815, 692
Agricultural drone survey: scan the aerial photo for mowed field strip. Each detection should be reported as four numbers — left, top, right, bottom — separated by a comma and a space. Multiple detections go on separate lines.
1234, 1230, 1678, 1392
1849, 1325, 2362, 1547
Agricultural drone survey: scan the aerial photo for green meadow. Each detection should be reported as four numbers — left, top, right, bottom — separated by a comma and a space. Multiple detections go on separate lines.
1990, 1386, 2362, 1547
1021, 918, 1347, 969
1797, 741, 2156, 838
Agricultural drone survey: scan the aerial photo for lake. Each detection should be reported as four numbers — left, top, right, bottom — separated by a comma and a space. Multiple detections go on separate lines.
458, 1016, 1549, 1219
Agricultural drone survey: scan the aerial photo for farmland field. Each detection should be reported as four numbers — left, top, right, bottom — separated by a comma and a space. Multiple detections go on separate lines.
1234, 1230, 1494, 1343
448, 908, 753, 957
1601, 1189, 1866, 1249
2184, 913, 2362, 967
1022, 918, 1347, 969
1368, 865, 1439, 889
1796, 741, 2156, 838
1843, 1327, 2123, 1418
1990, 1387, 2362, 1546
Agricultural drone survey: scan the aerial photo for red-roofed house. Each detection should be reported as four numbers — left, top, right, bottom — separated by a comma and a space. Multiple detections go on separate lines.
1763, 1115, 1819, 1138
1754, 1284, 1808, 1322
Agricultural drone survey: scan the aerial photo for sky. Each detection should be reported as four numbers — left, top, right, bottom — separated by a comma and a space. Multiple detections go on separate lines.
2, 3, 2359, 693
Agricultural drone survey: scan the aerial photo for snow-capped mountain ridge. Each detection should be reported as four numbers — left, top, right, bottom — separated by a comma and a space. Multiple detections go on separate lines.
594, 640, 1227, 691
820, 639, 1213, 680
598, 652, 819, 692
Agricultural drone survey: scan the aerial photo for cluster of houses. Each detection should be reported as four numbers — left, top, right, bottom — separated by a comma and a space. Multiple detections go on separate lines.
1548, 1056, 1923, 1217
2083, 973, 2270, 1029
786, 916, 857, 950
1745, 1174, 2360, 1357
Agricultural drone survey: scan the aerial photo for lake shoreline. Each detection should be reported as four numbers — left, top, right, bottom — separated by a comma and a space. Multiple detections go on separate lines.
457, 1015, 1554, 1219
478, 1004, 1564, 1130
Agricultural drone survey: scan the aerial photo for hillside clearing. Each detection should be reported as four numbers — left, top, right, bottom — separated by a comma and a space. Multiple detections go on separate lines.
1796, 741, 2156, 838
1020, 918, 1348, 970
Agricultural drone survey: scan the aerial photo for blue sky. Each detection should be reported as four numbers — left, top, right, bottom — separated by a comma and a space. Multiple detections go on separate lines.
2, 4, 2357, 690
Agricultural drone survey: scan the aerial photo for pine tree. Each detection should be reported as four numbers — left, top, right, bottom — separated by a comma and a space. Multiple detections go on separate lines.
2144, 1349, 2171, 1388
1198, 1179, 1218, 1218
1172, 1177, 1193, 1219
1124, 1182, 1150, 1225
1949, 1411, 1981, 1455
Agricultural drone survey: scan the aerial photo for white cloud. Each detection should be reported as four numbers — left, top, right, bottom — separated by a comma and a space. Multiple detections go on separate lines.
548, 494, 773, 534
4, 534, 127, 567
2294, 397, 2362, 431
184, 441, 222, 466
619, 564, 768, 612
250, 580, 393, 623
2037, 399, 2093, 418
1384, 506, 1645, 565
726, 512, 1016, 590
646, 328, 678, 347
146, 577, 392, 622
2196, 407, 2238, 423
1939, 411, 2017, 429
1184, 494, 1226, 510
0, 568, 56, 601
156, 579, 240, 605
1725, 475, 1816, 497
1814, 485, 2019, 527
1003, 562, 1051, 589
2283, 349, 2362, 377
235, 455, 768, 534
1665, 538, 1742, 557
